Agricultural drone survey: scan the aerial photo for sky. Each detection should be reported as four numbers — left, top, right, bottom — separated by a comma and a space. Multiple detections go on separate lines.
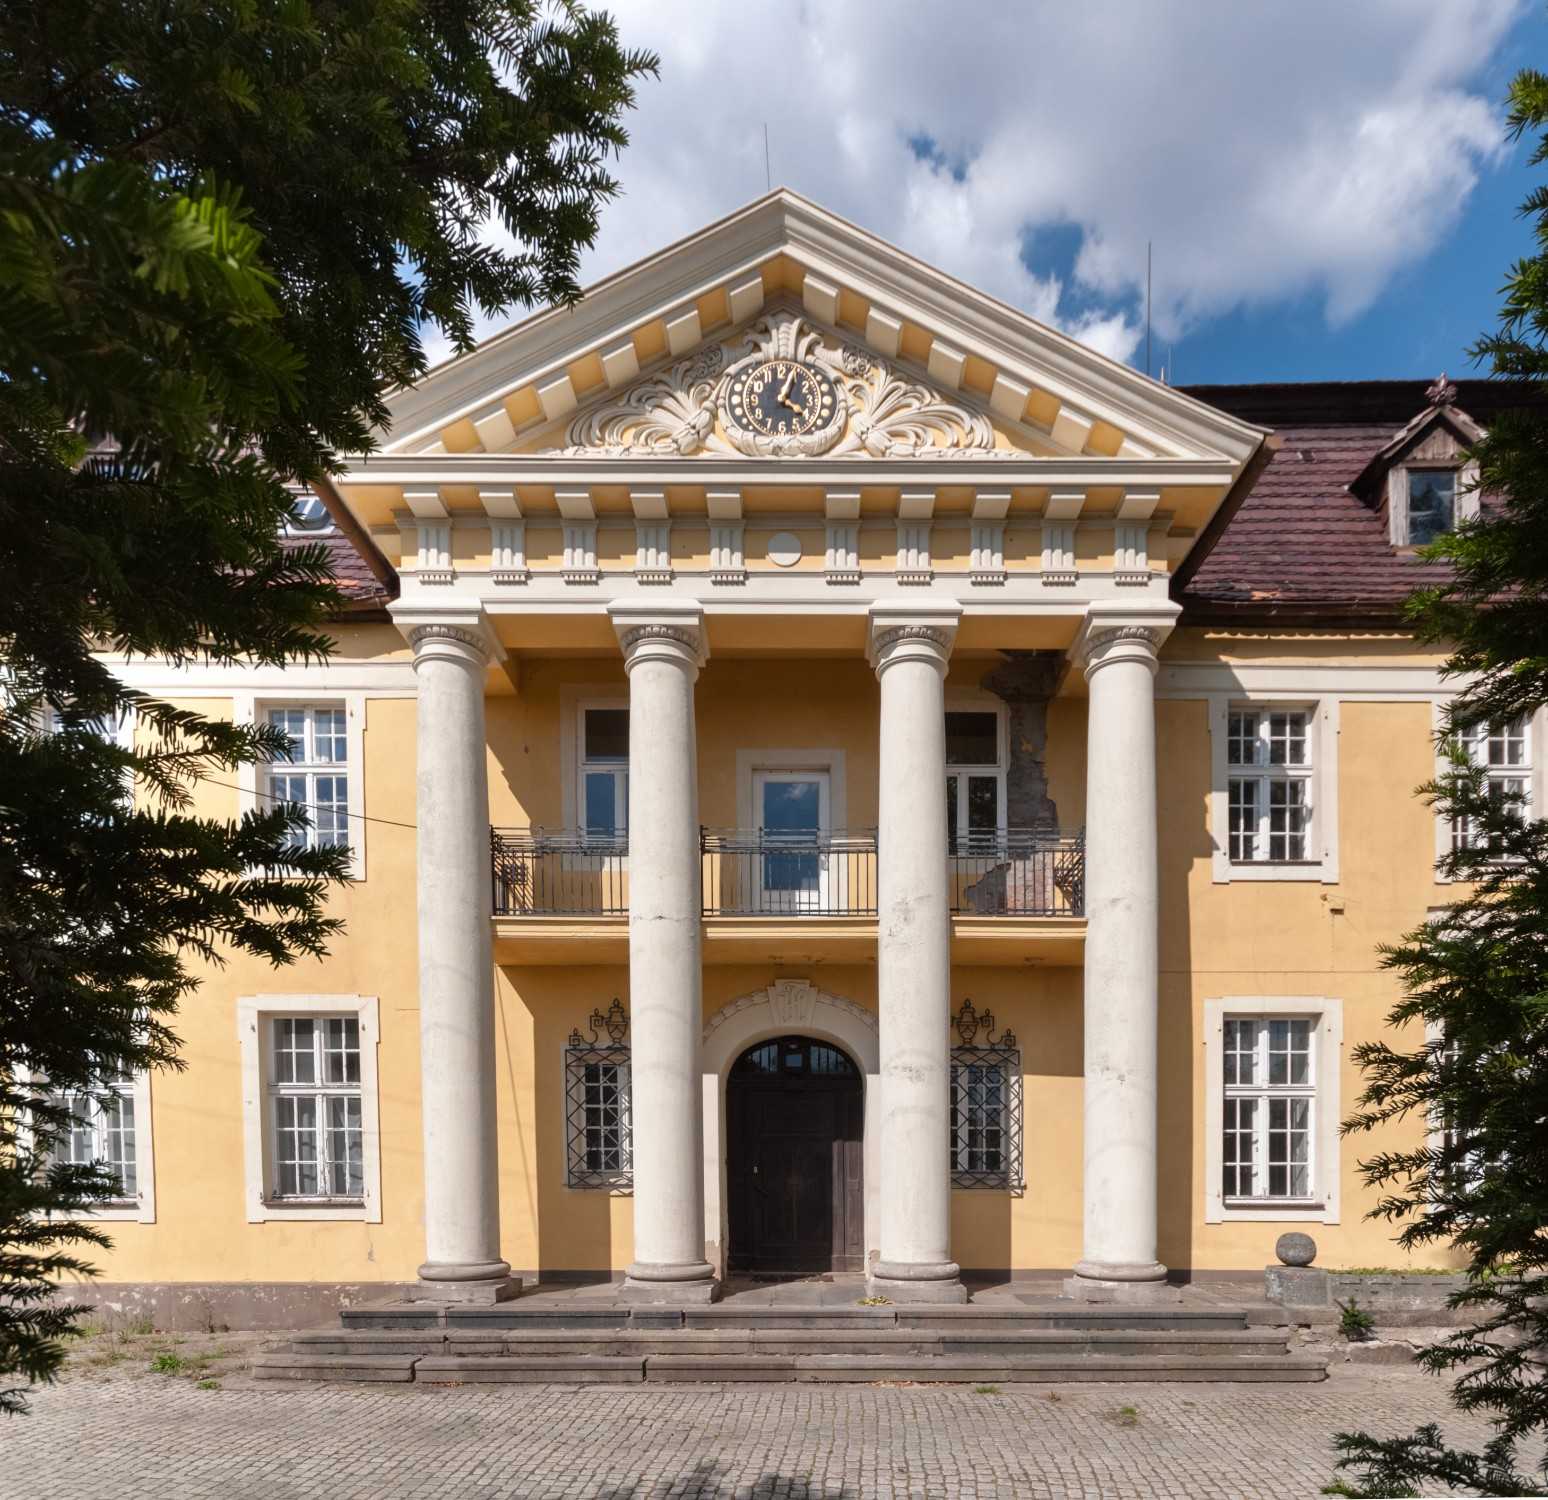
453, 1, 1548, 385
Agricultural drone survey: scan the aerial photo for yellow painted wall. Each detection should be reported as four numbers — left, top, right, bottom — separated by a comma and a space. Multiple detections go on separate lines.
80, 628, 1462, 1287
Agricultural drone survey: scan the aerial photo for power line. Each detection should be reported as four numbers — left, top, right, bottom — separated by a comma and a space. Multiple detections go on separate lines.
200, 777, 419, 830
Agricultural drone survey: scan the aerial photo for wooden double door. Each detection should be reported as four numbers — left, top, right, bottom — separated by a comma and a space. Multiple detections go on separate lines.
727, 1035, 864, 1274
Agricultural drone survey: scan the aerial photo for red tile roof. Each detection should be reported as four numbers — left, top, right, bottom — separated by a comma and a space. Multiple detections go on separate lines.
1176, 379, 1537, 621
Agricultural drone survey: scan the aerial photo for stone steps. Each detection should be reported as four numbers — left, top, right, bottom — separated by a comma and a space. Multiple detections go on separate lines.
254, 1299, 1327, 1385
254, 1349, 1326, 1386
290, 1326, 1292, 1359
339, 1301, 1269, 1333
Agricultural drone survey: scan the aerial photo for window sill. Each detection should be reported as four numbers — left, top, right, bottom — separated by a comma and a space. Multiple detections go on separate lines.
1213, 858, 1333, 885
251, 1196, 369, 1223
1208, 1196, 1338, 1225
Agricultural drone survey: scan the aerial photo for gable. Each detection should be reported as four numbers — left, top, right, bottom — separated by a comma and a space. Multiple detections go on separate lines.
378, 191, 1263, 471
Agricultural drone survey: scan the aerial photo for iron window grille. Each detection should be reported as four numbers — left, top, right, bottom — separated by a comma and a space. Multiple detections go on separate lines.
949, 1000, 1023, 1191
565, 999, 633, 1191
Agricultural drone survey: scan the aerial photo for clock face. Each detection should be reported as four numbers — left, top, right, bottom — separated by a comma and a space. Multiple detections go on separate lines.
726, 359, 839, 438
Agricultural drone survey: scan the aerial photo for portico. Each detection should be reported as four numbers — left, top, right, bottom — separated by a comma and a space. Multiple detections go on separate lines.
337, 189, 1263, 1298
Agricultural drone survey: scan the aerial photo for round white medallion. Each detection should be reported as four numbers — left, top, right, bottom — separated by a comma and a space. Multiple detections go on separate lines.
767, 532, 802, 568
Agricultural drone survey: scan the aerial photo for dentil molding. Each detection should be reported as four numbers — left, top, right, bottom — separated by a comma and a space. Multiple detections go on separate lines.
557, 309, 1029, 461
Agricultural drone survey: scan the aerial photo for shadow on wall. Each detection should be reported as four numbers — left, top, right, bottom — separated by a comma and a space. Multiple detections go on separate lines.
1157, 700, 1211, 1275
503, 967, 626, 1283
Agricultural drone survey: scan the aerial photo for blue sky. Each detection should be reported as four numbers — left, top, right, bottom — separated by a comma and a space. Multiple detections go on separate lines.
455, 3, 1547, 387
1158, 10, 1548, 383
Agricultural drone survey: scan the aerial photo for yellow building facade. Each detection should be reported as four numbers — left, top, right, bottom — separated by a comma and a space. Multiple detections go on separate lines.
75, 195, 1525, 1319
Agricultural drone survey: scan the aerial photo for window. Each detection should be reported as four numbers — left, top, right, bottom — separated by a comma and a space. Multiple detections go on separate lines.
564, 1000, 632, 1189
949, 1001, 1022, 1190
238, 994, 380, 1222
1204, 998, 1341, 1224
50, 1068, 138, 1199
945, 709, 1004, 854
1226, 708, 1313, 864
579, 706, 628, 836
24, 1063, 155, 1223
1451, 718, 1531, 855
284, 491, 336, 536
265, 706, 349, 851
1222, 1019, 1315, 1202
266, 1017, 363, 1201
1406, 470, 1456, 545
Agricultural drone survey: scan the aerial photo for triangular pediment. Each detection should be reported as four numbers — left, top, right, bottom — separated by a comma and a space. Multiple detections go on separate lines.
376, 190, 1265, 469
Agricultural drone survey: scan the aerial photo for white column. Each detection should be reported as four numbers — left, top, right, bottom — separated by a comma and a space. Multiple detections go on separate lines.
1070, 617, 1169, 1297
407, 621, 514, 1302
609, 602, 717, 1302
867, 604, 966, 1303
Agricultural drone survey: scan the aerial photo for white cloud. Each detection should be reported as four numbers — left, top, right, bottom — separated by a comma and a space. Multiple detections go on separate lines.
434, 1, 1521, 368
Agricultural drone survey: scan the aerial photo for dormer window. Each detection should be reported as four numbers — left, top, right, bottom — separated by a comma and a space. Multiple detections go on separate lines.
1351, 376, 1483, 550
1406, 469, 1457, 546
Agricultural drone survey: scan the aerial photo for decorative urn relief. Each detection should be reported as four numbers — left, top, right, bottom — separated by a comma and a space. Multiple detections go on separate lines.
558, 309, 1029, 460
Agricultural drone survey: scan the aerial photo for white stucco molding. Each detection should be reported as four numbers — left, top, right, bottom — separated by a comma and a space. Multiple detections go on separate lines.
1202, 995, 1342, 1226
237, 993, 382, 1225
701, 982, 881, 1277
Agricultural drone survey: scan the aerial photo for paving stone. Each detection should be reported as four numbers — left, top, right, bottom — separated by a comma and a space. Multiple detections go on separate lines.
6, 1366, 1507, 1498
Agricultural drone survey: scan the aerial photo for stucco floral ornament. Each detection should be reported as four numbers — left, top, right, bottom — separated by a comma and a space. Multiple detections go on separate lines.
562, 344, 724, 455
557, 304, 1031, 460
834, 345, 999, 458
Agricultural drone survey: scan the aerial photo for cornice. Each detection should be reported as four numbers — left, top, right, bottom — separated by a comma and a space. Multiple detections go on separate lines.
343, 452, 1240, 491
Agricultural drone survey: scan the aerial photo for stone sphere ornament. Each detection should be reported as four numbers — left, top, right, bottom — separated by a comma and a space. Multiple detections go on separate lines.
1275, 1231, 1317, 1267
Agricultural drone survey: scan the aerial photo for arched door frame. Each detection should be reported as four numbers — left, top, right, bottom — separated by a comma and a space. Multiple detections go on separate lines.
702, 980, 880, 1276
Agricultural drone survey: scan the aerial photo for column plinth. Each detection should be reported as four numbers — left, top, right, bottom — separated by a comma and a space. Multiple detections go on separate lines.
867, 606, 967, 1305
1067, 618, 1171, 1302
610, 604, 719, 1304
408, 621, 516, 1304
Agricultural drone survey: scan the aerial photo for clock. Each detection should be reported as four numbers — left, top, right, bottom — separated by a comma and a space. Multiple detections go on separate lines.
725, 358, 842, 443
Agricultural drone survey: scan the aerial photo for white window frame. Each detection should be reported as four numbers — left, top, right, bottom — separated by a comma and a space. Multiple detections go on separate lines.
18, 1065, 156, 1224
1432, 702, 1547, 879
235, 693, 366, 881
238, 994, 381, 1223
1209, 695, 1339, 883
945, 696, 1008, 850
1204, 996, 1341, 1224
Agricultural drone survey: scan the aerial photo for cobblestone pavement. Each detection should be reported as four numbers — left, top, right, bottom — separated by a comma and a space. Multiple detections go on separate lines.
1, 1366, 1508, 1500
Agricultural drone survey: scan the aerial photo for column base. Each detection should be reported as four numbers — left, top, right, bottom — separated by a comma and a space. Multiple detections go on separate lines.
867, 1260, 969, 1305
1064, 1260, 1179, 1304
414, 1259, 520, 1304
621, 1262, 720, 1305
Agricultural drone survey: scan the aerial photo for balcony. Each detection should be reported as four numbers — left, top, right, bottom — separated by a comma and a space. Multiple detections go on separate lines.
490, 827, 1085, 967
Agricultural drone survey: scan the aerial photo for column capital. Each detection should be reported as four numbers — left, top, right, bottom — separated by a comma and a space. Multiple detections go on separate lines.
866, 603, 960, 677
609, 600, 708, 674
1072, 604, 1178, 680
393, 607, 504, 668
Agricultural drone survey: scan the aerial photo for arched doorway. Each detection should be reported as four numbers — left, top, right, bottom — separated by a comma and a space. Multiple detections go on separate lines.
726, 1035, 864, 1274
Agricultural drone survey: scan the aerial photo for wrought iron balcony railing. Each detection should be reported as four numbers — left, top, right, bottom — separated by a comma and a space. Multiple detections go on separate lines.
490, 826, 1084, 919
491, 829, 628, 916
701, 829, 879, 917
